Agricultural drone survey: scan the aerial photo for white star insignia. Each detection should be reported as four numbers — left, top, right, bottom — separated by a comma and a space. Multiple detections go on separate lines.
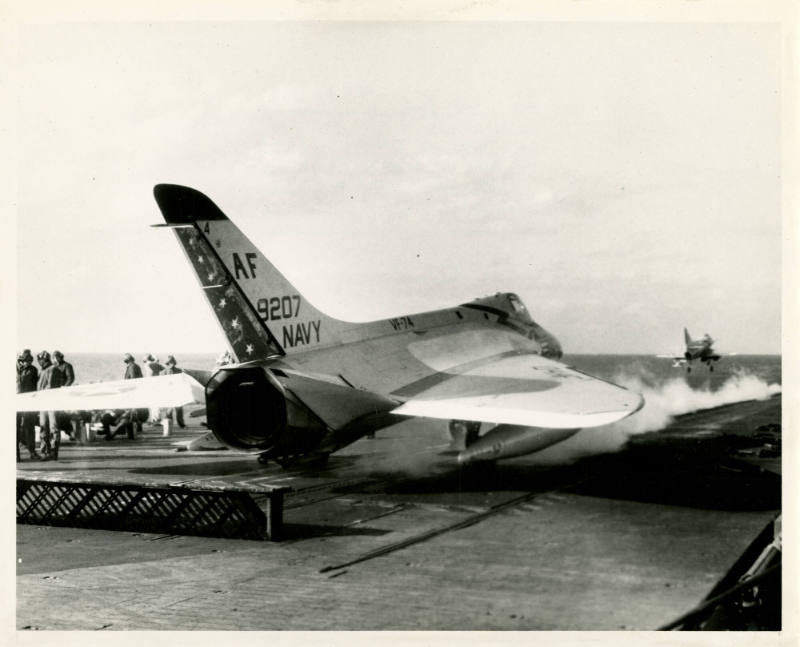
188, 237, 196, 247
207, 272, 214, 281
218, 298, 227, 308
245, 344, 254, 354
231, 317, 240, 329
198, 256, 205, 264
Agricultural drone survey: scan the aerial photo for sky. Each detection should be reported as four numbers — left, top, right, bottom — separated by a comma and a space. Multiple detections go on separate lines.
11, 16, 786, 355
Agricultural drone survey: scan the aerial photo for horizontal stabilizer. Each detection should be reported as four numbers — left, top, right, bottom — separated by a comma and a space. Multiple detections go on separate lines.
16, 373, 206, 412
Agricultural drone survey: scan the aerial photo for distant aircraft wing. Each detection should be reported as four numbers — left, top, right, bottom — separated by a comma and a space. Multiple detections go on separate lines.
16, 373, 206, 412
391, 353, 644, 428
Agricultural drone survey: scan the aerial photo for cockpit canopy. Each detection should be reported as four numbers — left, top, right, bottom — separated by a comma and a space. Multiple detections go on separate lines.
465, 292, 563, 359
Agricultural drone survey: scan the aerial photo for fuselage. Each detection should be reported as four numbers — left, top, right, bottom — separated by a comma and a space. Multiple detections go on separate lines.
213, 292, 569, 459
268, 292, 561, 398
686, 336, 716, 361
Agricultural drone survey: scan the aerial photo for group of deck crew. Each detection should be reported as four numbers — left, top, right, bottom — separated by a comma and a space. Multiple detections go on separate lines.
16, 351, 186, 462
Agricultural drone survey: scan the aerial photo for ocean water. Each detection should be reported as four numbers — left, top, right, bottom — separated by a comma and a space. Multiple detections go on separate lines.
63, 352, 220, 384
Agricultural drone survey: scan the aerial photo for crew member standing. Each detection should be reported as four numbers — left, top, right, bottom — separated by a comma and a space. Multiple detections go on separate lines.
52, 351, 75, 386
37, 351, 64, 460
123, 353, 144, 433
161, 355, 186, 428
16, 351, 41, 461
123, 353, 143, 379
52, 350, 76, 439
16, 353, 23, 461
142, 354, 164, 423
142, 354, 163, 377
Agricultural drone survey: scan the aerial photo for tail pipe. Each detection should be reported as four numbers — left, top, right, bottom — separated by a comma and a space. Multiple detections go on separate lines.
205, 365, 287, 451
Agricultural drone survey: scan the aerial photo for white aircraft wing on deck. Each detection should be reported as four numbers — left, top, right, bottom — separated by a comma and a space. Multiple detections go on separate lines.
392, 352, 644, 428
16, 373, 206, 412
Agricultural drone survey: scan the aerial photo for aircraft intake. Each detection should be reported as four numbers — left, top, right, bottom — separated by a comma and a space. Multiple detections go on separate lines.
205, 365, 288, 451
457, 424, 580, 463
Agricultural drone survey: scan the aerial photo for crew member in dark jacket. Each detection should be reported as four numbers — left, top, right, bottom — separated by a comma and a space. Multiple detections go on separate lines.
16, 351, 41, 461
37, 351, 64, 460
162, 355, 186, 428
52, 350, 76, 439
122, 353, 144, 433
52, 350, 75, 386
123, 353, 143, 379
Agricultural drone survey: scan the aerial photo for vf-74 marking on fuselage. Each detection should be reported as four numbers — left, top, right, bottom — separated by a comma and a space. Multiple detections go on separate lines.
389, 316, 414, 331
17, 184, 644, 468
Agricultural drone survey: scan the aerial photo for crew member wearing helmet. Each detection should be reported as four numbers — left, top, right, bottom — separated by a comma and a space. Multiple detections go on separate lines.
37, 351, 65, 460
123, 353, 143, 379
161, 355, 186, 428
142, 354, 164, 424
122, 353, 144, 435
16, 351, 41, 461
51, 350, 77, 440
52, 350, 75, 387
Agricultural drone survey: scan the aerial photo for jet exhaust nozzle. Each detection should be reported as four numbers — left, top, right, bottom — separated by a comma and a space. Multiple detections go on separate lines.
205, 363, 329, 458
205, 365, 288, 451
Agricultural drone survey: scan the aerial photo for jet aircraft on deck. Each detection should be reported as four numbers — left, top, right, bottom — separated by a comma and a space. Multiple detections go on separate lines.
18, 185, 644, 466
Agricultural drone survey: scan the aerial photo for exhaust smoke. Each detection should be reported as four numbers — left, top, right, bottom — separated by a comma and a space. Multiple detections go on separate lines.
525, 367, 781, 464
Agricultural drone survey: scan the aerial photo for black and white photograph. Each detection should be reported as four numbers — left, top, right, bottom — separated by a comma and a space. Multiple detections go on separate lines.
6, 0, 795, 639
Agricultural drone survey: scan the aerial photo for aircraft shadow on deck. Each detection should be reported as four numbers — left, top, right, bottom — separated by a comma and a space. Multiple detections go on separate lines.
329, 437, 780, 513
565, 449, 779, 511
121, 440, 780, 513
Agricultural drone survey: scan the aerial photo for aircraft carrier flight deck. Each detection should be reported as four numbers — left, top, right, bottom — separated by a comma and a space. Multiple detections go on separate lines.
16, 394, 781, 631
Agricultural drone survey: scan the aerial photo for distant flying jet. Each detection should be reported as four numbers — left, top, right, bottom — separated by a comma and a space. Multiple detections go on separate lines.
658, 328, 735, 373
18, 185, 643, 466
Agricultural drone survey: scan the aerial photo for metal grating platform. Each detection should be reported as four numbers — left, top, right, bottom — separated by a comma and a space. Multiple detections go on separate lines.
17, 475, 289, 541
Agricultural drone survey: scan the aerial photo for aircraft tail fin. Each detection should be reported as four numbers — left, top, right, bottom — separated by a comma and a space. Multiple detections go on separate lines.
153, 184, 345, 358
684, 328, 693, 345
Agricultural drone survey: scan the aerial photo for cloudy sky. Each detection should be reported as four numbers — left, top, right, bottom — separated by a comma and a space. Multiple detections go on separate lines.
13, 17, 785, 355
